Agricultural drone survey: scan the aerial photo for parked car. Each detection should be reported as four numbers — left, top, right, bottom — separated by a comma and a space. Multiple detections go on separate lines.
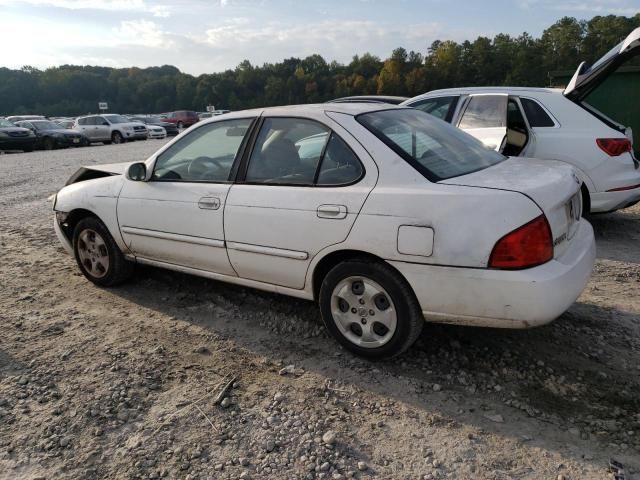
402, 28, 640, 214
329, 96, 409, 105
55, 119, 76, 129
52, 103, 595, 358
129, 116, 179, 136
6, 115, 46, 124
15, 119, 89, 149
74, 114, 147, 144
0, 118, 37, 152
164, 110, 199, 129
199, 110, 231, 120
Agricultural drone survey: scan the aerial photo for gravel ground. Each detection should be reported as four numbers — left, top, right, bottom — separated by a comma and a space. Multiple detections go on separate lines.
0, 142, 639, 480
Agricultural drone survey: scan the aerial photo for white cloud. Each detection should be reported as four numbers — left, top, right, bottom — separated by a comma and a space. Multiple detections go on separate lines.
117, 20, 172, 48
517, 0, 639, 15
0, 0, 173, 16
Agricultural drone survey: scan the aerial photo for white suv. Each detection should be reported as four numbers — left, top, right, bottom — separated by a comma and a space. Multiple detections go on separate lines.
74, 114, 147, 144
402, 28, 640, 214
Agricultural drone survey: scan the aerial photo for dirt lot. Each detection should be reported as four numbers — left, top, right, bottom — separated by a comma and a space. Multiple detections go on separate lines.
1, 142, 639, 480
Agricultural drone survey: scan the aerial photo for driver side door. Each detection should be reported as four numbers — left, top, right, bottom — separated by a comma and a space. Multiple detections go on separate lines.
117, 117, 255, 274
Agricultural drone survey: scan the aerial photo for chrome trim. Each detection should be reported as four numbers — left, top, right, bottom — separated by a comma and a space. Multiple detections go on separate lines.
226, 241, 309, 260
120, 226, 224, 248
134, 256, 313, 300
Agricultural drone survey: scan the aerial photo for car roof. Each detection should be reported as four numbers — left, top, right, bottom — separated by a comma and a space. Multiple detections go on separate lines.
223, 103, 401, 118
406, 86, 564, 102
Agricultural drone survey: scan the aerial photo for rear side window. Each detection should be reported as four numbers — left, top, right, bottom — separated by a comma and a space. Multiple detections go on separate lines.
520, 98, 556, 127
459, 95, 507, 129
316, 134, 363, 186
409, 96, 459, 122
357, 108, 505, 182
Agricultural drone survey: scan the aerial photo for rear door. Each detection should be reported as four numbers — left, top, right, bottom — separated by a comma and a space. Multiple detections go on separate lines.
564, 27, 640, 101
456, 94, 508, 151
224, 114, 376, 289
94, 116, 111, 141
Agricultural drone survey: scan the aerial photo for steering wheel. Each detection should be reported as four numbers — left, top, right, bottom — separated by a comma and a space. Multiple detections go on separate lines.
187, 156, 225, 179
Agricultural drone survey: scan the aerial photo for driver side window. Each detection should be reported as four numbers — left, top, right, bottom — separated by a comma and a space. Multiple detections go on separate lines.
152, 118, 253, 182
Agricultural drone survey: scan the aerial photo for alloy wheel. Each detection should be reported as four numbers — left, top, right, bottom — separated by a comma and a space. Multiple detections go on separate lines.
77, 229, 110, 279
330, 276, 397, 348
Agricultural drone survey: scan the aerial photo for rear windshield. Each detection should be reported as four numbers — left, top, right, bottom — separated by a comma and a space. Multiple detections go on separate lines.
357, 108, 506, 181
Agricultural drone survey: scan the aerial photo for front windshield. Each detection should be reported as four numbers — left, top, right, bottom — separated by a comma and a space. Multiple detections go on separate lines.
32, 120, 63, 130
0, 119, 15, 127
357, 108, 506, 181
104, 115, 131, 124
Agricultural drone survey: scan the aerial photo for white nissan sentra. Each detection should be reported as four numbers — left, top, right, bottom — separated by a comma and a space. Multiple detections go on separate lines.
52, 104, 596, 358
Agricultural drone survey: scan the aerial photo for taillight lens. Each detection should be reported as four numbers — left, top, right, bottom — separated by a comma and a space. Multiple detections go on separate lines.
596, 138, 632, 156
489, 215, 553, 270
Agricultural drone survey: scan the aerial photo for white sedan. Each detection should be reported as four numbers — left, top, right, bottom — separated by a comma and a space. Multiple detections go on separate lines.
52, 103, 596, 358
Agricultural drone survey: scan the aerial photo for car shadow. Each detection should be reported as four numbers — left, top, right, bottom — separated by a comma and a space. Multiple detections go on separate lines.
589, 205, 640, 264
109, 263, 640, 473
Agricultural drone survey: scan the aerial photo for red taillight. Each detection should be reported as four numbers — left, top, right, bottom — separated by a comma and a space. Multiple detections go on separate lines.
489, 215, 553, 270
596, 138, 632, 157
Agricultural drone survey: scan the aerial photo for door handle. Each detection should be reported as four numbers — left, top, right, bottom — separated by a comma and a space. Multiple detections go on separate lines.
317, 204, 347, 219
198, 197, 220, 210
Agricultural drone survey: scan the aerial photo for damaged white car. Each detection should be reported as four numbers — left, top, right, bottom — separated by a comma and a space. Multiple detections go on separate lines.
52, 103, 595, 358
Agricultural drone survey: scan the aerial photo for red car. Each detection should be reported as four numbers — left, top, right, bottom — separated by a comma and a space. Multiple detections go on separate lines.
164, 110, 199, 129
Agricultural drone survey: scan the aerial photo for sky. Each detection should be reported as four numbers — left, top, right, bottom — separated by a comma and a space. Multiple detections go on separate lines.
0, 0, 638, 75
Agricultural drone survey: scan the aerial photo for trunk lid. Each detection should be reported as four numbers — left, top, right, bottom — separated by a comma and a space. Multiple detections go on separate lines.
564, 27, 640, 102
440, 157, 582, 258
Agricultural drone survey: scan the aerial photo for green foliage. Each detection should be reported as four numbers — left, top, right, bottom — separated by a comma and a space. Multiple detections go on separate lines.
0, 14, 637, 115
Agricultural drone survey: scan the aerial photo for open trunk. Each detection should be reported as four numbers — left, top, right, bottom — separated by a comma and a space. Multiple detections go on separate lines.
564, 28, 640, 147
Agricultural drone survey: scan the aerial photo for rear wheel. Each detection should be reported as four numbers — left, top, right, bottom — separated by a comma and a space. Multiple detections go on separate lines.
319, 259, 423, 359
43, 137, 56, 150
73, 217, 134, 287
111, 131, 123, 144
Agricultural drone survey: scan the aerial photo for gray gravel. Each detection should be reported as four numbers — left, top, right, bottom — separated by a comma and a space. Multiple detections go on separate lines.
0, 141, 639, 479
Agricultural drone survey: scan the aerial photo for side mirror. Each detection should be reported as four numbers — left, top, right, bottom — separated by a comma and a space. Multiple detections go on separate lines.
102, 121, 109, 126
127, 162, 147, 181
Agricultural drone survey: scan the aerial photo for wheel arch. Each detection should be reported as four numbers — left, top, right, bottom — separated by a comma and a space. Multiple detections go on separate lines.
581, 183, 591, 216
310, 249, 415, 302
59, 208, 100, 242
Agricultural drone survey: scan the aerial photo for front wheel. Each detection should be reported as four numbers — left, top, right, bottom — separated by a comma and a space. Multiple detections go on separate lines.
319, 259, 424, 359
43, 137, 56, 150
111, 131, 123, 144
73, 217, 134, 287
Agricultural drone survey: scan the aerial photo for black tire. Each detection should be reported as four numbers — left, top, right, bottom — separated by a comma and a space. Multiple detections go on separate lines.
23, 146, 34, 152
581, 184, 591, 218
73, 217, 134, 287
43, 137, 55, 150
111, 131, 123, 144
319, 258, 424, 359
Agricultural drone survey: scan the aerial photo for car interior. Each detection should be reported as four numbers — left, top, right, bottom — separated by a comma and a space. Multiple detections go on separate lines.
502, 98, 529, 157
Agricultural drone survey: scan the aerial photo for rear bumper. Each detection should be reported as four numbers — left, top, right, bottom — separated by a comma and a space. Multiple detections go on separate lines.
591, 187, 640, 213
389, 221, 595, 329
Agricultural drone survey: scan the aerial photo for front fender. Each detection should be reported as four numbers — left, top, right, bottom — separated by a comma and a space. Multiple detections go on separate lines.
54, 175, 127, 252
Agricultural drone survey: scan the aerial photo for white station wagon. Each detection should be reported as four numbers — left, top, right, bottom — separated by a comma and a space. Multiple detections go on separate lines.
52, 104, 595, 358
402, 27, 640, 215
